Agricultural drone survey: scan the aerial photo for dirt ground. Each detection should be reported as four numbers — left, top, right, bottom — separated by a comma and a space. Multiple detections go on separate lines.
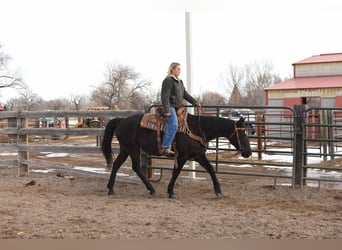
1, 163, 342, 239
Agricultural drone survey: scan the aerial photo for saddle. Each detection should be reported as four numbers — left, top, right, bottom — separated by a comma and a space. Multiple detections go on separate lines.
140, 107, 186, 133
140, 107, 207, 153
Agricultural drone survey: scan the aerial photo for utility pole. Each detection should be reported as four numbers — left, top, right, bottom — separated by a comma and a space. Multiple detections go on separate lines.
185, 11, 196, 179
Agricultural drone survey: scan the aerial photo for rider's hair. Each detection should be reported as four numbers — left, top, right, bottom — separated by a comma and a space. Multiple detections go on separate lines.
166, 62, 180, 78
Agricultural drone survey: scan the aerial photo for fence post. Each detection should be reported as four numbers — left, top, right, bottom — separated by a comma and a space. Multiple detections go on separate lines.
17, 112, 29, 177
141, 151, 153, 179
256, 113, 262, 160
321, 110, 328, 161
8, 117, 17, 144
294, 105, 306, 188
327, 110, 334, 161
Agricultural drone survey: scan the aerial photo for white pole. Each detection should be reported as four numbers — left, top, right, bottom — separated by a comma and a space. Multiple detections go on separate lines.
185, 12, 196, 179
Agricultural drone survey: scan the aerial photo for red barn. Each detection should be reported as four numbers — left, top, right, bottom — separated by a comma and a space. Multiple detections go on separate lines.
266, 53, 342, 108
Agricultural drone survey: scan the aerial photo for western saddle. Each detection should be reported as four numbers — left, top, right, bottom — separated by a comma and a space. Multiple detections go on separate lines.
140, 107, 207, 153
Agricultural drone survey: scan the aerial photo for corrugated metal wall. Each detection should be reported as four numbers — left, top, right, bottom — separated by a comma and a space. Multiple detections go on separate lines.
268, 88, 342, 99
266, 99, 293, 138
321, 97, 336, 108
268, 99, 283, 106
295, 62, 342, 77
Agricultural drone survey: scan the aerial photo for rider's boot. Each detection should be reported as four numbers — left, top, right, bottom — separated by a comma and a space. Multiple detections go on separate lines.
159, 146, 175, 156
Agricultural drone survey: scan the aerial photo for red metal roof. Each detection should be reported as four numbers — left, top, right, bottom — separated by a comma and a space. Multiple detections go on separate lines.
266, 75, 342, 91
293, 53, 342, 65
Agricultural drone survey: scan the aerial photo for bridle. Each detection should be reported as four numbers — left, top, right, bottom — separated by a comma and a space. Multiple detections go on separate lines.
228, 121, 246, 153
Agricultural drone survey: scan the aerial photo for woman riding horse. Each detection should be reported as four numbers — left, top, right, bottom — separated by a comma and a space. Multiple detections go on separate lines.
160, 62, 200, 156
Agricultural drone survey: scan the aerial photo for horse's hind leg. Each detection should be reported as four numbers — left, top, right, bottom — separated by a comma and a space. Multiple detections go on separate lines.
129, 148, 157, 196
107, 150, 128, 195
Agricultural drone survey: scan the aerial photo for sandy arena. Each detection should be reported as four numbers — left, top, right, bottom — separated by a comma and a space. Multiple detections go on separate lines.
1, 160, 342, 239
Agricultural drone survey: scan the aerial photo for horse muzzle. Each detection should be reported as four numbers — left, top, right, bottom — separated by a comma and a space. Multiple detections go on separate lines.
240, 149, 252, 158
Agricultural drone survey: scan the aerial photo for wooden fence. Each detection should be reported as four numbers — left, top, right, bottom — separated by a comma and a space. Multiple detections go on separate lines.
0, 110, 143, 177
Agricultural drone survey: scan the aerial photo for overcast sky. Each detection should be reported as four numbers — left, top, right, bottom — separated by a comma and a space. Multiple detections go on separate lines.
1, 0, 342, 102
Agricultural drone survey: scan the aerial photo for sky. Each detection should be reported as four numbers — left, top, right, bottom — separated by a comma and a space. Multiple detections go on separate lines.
1, 0, 342, 103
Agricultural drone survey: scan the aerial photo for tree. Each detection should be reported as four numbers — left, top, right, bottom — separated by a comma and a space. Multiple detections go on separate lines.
91, 84, 113, 109
43, 98, 71, 110
18, 84, 42, 110
220, 60, 283, 106
228, 84, 243, 105
244, 60, 281, 106
220, 64, 245, 105
5, 84, 42, 111
70, 93, 85, 110
0, 44, 23, 90
200, 91, 227, 106
91, 63, 151, 109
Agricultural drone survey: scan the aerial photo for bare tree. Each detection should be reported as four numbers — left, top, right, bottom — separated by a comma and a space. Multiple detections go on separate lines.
0, 44, 23, 90
126, 79, 151, 108
220, 63, 244, 89
244, 60, 281, 106
220, 64, 245, 105
200, 91, 227, 106
19, 84, 42, 110
228, 84, 243, 105
220, 60, 283, 106
70, 93, 85, 110
91, 63, 151, 109
91, 85, 116, 109
5, 84, 42, 111
147, 88, 161, 106
43, 98, 71, 110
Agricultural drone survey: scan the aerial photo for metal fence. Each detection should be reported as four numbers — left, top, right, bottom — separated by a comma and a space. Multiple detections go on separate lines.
1, 106, 341, 189
301, 107, 342, 187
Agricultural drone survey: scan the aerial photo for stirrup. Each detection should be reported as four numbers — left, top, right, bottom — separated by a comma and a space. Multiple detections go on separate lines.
159, 147, 175, 156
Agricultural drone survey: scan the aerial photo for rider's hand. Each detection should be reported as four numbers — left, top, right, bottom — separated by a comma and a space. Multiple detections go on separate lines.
164, 112, 172, 117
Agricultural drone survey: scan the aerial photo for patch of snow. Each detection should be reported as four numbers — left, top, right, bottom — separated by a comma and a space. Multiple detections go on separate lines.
40, 153, 71, 158
72, 166, 129, 177
180, 176, 207, 180
31, 169, 55, 174
0, 152, 18, 156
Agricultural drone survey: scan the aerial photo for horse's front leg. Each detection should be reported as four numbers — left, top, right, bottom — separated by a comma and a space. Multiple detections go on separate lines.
195, 154, 222, 198
167, 156, 187, 199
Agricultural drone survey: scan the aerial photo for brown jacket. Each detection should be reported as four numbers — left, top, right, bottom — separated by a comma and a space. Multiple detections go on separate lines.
161, 76, 197, 113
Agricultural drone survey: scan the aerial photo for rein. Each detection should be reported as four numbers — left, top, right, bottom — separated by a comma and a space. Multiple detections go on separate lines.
178, 106, 207, 147
196, 106, 208, 147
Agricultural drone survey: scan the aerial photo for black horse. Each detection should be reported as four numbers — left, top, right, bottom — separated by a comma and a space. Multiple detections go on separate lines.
101, 112, 252, 198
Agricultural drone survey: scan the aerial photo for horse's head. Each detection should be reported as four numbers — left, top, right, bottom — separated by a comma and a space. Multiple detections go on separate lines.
228, 117, 252, 158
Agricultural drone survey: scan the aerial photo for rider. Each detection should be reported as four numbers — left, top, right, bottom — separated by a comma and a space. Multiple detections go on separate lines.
160, 62, 200, 156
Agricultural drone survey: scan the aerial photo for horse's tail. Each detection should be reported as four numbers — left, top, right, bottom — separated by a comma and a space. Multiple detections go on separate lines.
101, 118, 125, 168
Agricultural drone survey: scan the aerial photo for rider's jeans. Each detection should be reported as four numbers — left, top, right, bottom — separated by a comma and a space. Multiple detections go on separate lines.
162, 107, 178, 148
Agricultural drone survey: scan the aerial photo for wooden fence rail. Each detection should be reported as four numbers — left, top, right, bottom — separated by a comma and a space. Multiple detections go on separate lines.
0, 109, 142, 176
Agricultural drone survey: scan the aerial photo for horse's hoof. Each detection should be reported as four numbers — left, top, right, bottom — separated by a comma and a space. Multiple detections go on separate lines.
108, 190, 114, 196
168, 193, 177, 199
150, 190, 157, 196
215, 192, 222, 198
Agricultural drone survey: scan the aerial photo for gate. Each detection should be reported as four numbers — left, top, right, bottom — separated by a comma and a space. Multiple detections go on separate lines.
143, 105, 297, 187
299, 107, 342, 188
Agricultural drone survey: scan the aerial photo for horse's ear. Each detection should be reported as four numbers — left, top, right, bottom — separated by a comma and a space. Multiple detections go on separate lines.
237, 117, 245, 126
